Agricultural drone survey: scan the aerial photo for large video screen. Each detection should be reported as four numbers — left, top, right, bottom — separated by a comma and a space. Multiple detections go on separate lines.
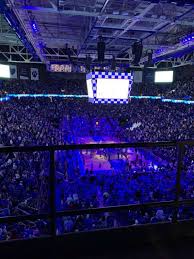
0, 64, 10, 78
96, 78, 129, 99
155, 71, 173, 83
133, 70, 143, 83
86, 79, 93, 98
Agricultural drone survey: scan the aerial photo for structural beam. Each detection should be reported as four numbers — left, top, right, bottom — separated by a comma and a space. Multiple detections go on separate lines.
11, 5, 194, 25
94, 25, 156, 33
107, 3, 156, 47
0, 44, 41, 63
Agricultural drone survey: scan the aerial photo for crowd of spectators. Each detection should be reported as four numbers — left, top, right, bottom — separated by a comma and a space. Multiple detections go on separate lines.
0, 82, 193, 239
132, 77, 194, 100
165, 78, 194, 99
0, 76, 194, 99
0, 78, 87, 95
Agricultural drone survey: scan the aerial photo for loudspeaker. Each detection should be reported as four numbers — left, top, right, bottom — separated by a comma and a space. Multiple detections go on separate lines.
144, 50, 154, 68
97, 41, 105, 62
147, 49, 153, 63
85, 55, 92, 72
132, 41, 143, 65
133, 70, 143, 83
111, 55, 116, 70
132, 42, 138, 55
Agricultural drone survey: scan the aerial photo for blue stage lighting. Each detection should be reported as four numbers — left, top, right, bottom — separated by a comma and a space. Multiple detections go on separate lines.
181, 33, 194, 45
4, 94, 194, 105
31, 21, 39, 33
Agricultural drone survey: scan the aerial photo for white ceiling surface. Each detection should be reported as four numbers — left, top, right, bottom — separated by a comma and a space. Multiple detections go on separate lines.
2, 0, 194, 61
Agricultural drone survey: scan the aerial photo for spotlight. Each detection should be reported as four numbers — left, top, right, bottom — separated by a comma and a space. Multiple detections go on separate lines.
31, 20, 38, 33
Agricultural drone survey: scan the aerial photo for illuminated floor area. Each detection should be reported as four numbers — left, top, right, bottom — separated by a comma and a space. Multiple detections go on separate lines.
77, 136, 119, 144
81, 148, 151, 173
55, 135, 164, 177
78, 137, 162, 174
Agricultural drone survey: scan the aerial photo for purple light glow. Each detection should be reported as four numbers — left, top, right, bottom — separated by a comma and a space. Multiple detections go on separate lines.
22, 5, 39, 11
31, 21, 38, 33
181, 33, 194, 45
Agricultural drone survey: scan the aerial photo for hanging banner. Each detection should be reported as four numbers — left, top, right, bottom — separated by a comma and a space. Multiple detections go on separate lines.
31, 68, 39, 81
20, 66, 29, 80
10, 65, 17, 79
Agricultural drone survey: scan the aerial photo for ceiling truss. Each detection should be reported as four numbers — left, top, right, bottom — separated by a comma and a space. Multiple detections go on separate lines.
0, 44, 41, 63
0, 0, 193, 65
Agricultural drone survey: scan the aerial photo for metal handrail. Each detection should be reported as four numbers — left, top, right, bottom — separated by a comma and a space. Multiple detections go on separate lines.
0, 140, 193, 239
0, 140, 189, 153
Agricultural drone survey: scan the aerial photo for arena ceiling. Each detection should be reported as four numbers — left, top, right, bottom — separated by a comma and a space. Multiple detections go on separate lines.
0, 14, 21, 45
1, 0, 194, 64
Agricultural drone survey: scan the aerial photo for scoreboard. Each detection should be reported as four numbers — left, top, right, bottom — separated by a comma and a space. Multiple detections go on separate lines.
86, 71, 133, 104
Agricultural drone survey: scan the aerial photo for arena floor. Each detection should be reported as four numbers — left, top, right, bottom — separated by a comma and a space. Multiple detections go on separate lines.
77, 137, 160, 174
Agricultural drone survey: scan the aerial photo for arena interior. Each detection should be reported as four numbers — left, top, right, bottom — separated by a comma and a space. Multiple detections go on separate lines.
0, 0, 194, 258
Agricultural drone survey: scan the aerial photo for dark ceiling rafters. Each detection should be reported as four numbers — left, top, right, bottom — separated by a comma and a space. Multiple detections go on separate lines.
0, 0, 193, 63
